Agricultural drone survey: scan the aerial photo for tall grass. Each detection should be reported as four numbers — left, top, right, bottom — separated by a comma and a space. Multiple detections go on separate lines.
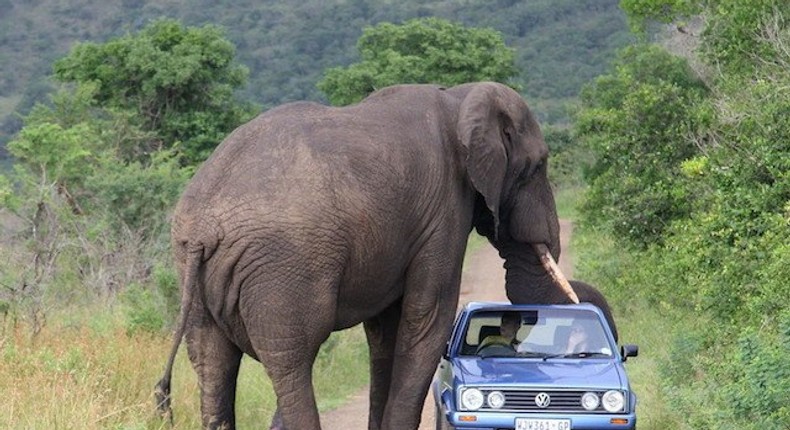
0, 307, 369, 429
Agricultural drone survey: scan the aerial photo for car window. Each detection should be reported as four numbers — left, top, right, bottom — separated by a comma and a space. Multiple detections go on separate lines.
459, 309, 613, 357
461, 314, 502, 355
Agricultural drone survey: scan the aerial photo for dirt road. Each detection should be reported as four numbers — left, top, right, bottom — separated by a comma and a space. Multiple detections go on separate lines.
320, 220, 574, 429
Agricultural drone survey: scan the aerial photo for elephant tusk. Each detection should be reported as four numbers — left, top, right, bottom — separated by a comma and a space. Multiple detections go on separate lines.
532, 243, 580, 304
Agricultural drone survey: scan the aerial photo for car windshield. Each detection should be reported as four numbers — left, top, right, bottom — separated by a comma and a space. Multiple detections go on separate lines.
459, 308, 614, 358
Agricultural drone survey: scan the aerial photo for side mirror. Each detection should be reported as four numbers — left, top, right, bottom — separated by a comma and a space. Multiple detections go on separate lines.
620, 344, 639, 362
443, 340, 451, 359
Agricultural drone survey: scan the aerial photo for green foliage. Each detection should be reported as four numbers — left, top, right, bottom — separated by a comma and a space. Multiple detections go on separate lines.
725, 325, 790, 426
699, 0, 787, 76
318, 18, 517, 106
0, 25, 214, 332
0, 172, 13, 207
577, 4, 789, 428
84, 147, 191, 232
120, 283, 166, 335
545, 126, 591, 189
575, 44, 710, 247
6, 82, 193, 234
619, 0, 701, 31
52, 18, 255, 165
152, 262, 181, 317
621, 0, 787, 76
9, 122, 94, 184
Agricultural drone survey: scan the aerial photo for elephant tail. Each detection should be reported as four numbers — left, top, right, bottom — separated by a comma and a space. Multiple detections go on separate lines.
155, 243, 202, 424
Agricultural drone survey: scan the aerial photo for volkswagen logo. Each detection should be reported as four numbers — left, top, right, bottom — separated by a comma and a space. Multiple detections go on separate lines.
534, 392, 551, 408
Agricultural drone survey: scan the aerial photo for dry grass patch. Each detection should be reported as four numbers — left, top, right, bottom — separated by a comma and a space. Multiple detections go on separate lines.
1, 316, 369, 429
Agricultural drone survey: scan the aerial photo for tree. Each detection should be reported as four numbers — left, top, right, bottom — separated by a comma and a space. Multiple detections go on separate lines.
317, 17, 518, 106
619, 0, 701, 32
0, 19, 254, 332
620, 0, 786, 75
574, 44, 710, 247
52, 18, 256, 165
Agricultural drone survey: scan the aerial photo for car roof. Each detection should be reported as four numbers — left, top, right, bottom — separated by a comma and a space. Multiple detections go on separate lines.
460, 301, 607, 319
462, 301, 602, 312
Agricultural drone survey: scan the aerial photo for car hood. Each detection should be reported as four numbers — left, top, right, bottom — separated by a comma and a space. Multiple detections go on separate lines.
452, 357, 626, 390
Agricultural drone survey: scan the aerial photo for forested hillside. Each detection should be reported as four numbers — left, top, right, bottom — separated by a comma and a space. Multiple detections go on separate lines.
0, 0, 632, 154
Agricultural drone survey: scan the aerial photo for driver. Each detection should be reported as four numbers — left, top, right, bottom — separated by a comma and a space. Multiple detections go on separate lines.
477, 312, 521, 353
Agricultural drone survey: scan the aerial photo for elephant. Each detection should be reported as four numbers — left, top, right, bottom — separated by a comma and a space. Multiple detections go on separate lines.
155, 82, 568, 430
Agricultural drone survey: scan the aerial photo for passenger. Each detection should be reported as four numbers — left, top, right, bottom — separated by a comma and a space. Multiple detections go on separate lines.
566, 322, 589, 354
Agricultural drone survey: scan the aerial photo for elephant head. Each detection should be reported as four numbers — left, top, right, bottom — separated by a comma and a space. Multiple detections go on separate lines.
453, 82, 567, 304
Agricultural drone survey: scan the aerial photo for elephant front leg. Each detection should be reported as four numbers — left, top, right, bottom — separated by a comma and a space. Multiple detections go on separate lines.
363, 299, 402, 430
185, 317, 243, 430
381, 260, 462, 429
268, 409, 286, 430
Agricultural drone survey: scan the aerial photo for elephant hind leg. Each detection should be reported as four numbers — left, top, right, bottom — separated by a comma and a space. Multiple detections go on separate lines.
185, 312, 243, 430
241, 285, 337, 430
253, 330, 326, 430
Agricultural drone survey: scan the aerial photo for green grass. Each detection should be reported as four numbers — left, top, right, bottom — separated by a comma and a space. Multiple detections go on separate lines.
615, 303, 685, 429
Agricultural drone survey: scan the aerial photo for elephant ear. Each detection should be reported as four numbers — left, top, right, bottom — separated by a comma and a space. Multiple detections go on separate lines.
458, 83, 508, 238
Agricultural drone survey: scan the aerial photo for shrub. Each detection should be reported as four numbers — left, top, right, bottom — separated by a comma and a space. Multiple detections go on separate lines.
120, 283, 166, 335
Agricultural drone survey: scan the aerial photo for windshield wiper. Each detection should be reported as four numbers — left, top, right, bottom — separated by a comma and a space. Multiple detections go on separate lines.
555, 351, 610, 359
515, 351, 551, 359
516, 351, 611, 361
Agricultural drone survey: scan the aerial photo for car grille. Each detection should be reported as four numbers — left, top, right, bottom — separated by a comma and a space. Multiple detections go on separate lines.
479, 389, 623, 413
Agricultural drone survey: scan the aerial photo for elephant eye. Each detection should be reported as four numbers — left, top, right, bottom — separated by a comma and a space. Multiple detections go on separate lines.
518, 159, 544, 185
515, 166, 531, 185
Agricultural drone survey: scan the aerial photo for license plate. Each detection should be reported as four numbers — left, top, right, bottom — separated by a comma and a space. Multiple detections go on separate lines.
515, 418, 571, 430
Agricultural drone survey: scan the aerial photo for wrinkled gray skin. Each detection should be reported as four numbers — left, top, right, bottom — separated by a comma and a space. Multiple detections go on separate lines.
155, 82, 562, 430
569, 280, 619, 342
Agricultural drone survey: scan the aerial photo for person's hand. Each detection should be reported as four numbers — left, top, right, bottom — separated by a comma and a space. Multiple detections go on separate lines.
567, 326, 586, 352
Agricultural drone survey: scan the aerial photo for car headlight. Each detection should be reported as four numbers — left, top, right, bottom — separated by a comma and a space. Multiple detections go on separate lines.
581, 392, 600, 411
487, 391, 506, 409
460, 388, 484, 410
602, 390, 625, 412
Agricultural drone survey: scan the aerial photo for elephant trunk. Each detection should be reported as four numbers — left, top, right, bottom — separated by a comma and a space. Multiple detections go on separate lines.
532, 243, 579, 304
502, 242, 578, 304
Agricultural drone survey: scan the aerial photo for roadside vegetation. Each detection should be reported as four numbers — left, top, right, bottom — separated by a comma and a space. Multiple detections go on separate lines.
574, 1, 789, 428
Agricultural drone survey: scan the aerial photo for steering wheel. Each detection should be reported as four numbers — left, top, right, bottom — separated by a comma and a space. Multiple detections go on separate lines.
477, 342, 516, 358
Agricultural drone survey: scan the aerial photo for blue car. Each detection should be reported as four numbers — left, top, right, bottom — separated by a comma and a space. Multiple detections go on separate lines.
432, 302, 639, 430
